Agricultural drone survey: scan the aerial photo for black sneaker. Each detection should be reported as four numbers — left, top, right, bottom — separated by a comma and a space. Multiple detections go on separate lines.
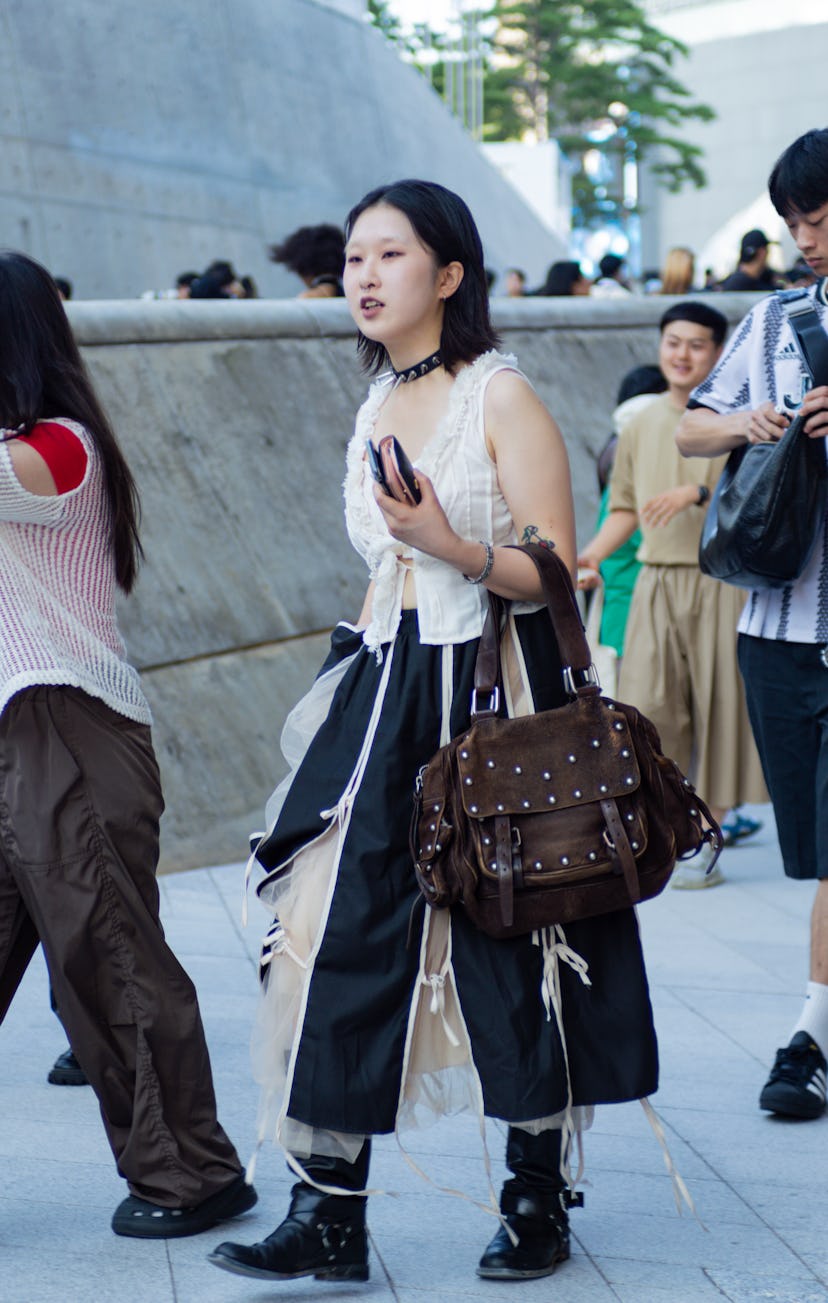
759, 1031, 827, 1119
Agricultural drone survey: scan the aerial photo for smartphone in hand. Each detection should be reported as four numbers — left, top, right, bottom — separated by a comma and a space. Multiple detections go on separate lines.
365, 438, 388, 493
366, 436, 422, 506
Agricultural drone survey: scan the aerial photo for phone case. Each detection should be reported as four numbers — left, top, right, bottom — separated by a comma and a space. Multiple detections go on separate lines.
378, 436, 422, 505
365, 438, 389, 493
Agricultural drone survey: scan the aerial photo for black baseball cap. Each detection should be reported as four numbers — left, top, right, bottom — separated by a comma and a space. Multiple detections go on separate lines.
739, 229, 776, 260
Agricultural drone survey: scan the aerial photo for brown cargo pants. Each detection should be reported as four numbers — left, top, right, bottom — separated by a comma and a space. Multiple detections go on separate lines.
0, 685, 243, 1206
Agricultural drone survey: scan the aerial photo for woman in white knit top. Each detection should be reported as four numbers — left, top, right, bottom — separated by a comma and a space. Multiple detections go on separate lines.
210, 182, 658, 1286
0, 251, 257, 1239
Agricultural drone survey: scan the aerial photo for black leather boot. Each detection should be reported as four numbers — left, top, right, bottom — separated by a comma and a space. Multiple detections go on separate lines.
209, 1143, 370, 1282
477, 1128, 571, 1280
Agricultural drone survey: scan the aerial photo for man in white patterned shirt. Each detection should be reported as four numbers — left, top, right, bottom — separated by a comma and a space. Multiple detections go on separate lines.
677, 127, 828, 1121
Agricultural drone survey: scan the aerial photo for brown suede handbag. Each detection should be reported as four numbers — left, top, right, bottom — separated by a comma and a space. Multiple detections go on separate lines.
411, 543, 721, 939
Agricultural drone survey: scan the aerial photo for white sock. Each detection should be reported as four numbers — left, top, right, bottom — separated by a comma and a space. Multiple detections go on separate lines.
790, 981, 828, 1060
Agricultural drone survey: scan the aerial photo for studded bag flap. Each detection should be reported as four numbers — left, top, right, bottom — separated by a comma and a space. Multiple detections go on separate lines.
411, 543, 721, 939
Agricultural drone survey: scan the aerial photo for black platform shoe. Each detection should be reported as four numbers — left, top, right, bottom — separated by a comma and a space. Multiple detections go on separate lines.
209, 1143, 370, 1282
477, 1126, 573, 1281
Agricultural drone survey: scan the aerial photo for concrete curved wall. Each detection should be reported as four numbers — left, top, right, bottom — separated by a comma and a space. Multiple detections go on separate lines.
68, 295, 754, 870
0, 0, 564, 298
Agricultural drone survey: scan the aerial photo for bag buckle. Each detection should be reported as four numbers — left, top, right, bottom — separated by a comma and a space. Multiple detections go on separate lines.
777, 287, 814, 316
470, 686, 500, 717
563, 664, 600, 696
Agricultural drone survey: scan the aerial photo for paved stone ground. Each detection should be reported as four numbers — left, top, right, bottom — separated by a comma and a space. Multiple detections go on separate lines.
2, 803, 827, 1302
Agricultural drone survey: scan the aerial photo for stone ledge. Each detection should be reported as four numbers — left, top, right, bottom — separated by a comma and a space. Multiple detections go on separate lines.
65, 292, 757, 345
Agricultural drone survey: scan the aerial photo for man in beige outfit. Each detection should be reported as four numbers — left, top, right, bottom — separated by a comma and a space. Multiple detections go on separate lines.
578, 301, 766, 888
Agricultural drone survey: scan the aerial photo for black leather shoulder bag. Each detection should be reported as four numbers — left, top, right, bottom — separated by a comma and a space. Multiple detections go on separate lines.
698, 281, 828, 590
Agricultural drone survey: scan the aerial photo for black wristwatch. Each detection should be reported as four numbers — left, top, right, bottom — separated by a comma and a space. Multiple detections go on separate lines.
696, 484, 710, 506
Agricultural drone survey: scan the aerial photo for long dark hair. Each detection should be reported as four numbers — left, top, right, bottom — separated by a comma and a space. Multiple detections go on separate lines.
0, 251, 142, 592
344, 179, 500, 375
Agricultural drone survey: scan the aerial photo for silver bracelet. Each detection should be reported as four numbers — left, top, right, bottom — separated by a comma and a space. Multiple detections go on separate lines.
462, 540, 495, 585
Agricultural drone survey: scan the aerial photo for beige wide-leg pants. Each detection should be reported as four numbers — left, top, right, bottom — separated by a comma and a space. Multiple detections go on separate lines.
618, 565, 767, 811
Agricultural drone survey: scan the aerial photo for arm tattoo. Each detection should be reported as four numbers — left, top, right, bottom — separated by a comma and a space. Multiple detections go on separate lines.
521, 525, 556, 552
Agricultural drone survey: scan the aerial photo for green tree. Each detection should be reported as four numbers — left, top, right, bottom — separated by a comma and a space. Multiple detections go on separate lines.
366, 0, 405, 43
366, 3, 464, 130
483, 0, 715, 218
367, 0, 444, 71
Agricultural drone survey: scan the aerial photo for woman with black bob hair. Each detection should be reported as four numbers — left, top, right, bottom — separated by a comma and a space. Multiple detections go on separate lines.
211, 181, 657, 1285
0, 251, 256, 1238
348, 179, 497, 370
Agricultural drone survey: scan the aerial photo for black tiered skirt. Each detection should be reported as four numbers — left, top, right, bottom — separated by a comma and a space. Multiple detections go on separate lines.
252, 609, 658, 1142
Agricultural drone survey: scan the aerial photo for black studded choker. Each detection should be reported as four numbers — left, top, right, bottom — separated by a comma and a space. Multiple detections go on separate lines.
392, 351, 443, 383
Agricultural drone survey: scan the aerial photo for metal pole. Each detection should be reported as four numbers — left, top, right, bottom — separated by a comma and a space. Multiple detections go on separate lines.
467, 15, 476, 136
477, 11, 484, 139
446, 40, 454, 117
457, 20, 466, 129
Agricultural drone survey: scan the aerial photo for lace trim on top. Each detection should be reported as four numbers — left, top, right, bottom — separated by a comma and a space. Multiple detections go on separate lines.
343, 351, 519, 657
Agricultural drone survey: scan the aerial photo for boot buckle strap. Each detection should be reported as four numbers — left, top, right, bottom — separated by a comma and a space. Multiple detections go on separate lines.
319, 1222, 354, 1253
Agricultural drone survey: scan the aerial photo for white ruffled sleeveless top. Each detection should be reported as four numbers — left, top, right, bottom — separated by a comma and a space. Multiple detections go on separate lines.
0, 419, 151, 723
343, 350, 537, 655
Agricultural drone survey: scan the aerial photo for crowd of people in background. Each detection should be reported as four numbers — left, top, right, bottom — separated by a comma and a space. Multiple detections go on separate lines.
51, 221, 816, 306
499, 229, 816, 300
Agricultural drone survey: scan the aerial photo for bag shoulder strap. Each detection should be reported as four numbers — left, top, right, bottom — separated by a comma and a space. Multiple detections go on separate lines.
473, 544, 596, 717
778, 282, 828, 385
